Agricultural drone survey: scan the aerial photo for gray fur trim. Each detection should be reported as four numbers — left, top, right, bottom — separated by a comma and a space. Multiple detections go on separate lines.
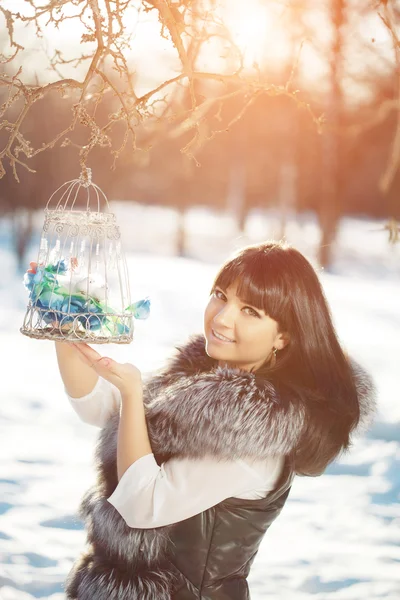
348, 356, 378, 435
65, 549, 175, 600
140, 334, 377, 460
144, 367, 305, 459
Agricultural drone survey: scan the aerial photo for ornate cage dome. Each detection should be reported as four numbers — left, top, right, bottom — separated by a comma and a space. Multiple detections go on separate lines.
20, 170, 150, 344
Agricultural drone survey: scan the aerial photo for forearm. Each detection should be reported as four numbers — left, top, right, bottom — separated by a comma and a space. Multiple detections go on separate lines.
117, 387, 153, 481
55, 341, 99, 398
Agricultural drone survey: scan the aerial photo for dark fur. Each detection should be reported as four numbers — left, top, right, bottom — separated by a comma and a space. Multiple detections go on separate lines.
66, 334, 377, 599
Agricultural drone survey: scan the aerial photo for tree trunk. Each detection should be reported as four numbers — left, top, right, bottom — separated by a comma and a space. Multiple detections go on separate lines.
278, 161, 297, 240
227, 161, 246, 233
176, 207, 186, 257
318, 0, 345, 269
13, 208, 34, 271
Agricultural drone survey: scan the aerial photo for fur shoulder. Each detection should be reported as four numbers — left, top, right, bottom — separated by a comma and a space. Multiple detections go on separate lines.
146, 364, 306, 460
143, 334, 377, 462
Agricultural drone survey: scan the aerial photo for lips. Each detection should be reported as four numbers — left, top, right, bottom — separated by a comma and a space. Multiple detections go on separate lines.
211, 329, 235, 343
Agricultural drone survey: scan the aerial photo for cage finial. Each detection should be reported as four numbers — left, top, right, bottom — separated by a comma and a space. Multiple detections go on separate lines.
79, 167, 92, 188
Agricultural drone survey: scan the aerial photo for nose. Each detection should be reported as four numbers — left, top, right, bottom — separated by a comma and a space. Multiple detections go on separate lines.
213, 304, 236, 331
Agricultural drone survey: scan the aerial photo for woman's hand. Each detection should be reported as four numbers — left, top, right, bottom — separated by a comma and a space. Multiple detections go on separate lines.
66, 342, 142, 397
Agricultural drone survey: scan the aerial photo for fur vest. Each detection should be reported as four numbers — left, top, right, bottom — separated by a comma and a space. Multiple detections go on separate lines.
65, 334, 376, 600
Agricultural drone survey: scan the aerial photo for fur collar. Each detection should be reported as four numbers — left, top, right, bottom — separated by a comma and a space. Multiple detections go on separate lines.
143, 333, 376, 459
99, 333, 376, 468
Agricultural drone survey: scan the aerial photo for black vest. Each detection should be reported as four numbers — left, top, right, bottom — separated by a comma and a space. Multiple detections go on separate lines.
168, 456, 294, 599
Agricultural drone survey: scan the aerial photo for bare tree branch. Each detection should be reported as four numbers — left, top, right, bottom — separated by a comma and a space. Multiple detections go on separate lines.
0, 0, 335, 180
377, 1, 400, 194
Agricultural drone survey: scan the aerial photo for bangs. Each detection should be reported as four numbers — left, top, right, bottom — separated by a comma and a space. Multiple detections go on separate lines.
210, 252, 289, 322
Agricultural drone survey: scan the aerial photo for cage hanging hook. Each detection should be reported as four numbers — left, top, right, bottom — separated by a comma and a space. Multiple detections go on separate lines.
79, 167, 92, 188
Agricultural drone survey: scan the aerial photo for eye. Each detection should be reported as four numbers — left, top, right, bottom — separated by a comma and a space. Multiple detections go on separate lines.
214, 289, 226, 300
243, 306, 260, 318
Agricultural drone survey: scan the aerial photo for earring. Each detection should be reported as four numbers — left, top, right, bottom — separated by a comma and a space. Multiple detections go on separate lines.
270, 347, 278, 367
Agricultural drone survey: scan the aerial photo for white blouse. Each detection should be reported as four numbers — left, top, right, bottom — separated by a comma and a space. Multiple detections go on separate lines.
66, 376, 285, 529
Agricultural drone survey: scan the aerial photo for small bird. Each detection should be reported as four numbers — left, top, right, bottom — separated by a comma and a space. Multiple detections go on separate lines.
54, 271, 109, 304
73, 275, 109, 303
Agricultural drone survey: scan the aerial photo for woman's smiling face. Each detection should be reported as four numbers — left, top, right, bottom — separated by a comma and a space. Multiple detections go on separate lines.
203, 279, 288, 372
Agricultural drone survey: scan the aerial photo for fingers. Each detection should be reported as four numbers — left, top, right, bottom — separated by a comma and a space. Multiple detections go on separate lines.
67, 342, 111, 371
66, 343, 141, 394
67, 342, 99, 365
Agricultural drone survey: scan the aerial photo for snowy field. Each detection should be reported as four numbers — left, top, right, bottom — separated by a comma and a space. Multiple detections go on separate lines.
0, 204, 399, 599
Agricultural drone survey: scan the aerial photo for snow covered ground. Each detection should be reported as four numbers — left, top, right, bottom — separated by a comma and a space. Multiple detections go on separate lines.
0, 205, 399, 599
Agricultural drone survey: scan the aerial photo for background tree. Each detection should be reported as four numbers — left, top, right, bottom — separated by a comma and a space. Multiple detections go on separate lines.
0, 0, 399, 267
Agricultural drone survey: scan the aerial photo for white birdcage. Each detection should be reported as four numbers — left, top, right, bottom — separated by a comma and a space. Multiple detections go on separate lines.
20, 170, 150, 344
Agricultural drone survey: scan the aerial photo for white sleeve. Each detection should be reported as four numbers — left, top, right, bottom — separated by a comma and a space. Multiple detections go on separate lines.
66, 377, 121, 427
107, 453, 284, 529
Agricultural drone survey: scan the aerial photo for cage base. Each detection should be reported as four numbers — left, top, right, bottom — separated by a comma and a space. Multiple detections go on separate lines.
20, 327, 133, 344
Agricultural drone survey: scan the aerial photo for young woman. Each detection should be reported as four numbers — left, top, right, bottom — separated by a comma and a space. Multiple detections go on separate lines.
56, 240, 376, 600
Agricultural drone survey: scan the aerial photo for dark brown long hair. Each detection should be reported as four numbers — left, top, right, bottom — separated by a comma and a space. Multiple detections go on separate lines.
210, 240, 361, 476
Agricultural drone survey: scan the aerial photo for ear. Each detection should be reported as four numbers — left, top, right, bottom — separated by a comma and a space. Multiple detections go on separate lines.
274, 331, 290, 351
